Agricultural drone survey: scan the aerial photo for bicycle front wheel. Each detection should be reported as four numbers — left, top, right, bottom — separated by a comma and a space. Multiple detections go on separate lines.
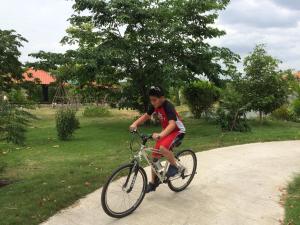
101, 163, 147, 218
168, 149, 197, 192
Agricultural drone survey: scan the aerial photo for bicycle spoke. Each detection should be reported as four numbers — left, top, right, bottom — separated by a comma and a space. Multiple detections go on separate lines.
168, 150, 196, 191
103, 165, 145, 215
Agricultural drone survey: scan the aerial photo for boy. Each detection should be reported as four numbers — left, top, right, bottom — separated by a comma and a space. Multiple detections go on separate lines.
129, 86, 186, 193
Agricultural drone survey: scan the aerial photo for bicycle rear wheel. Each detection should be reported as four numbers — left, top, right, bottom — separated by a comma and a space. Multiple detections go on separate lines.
101, 163, 147, 218
168, 149, 197, 192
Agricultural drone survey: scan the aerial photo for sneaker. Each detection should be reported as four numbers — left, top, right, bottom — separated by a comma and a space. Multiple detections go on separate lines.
145, 177, 160, 193
166, 165, 179, 178
145, 182, 157, 193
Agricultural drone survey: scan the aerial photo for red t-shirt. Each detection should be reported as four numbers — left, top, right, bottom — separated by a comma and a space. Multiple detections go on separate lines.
147, 100, 185, 133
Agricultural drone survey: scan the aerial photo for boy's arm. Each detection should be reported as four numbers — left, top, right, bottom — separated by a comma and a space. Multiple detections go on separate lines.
158, 120, 176, 138
129, 114, 151, 131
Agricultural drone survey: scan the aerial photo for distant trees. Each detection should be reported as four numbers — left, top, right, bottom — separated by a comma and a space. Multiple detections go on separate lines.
183, 81, 220, 118
243, 44, 289, 121
216, 44, 290, 131
0, 29, 27, 92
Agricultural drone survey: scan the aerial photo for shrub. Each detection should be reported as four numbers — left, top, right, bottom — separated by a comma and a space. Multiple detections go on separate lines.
217, 108, 250, 132
292, 99, 300, 117
56, 108, 80, 140
0, 90, 35, 145
83, 106, 111, 117
216, 84, 250, 132
271, 105, 296, 121
183, 81, 220, 118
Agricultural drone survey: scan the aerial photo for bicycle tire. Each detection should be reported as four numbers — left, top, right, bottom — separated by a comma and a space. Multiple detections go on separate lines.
168, 149, 197, 192
101, 163, 147, 218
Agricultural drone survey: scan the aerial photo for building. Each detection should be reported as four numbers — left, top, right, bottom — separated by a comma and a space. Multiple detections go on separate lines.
23, 68, 56, 102
295, 71, 300, 82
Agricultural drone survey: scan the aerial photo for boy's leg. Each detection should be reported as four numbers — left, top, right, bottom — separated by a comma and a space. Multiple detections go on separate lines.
159, 146, 176, 165
147, 132, 179, 189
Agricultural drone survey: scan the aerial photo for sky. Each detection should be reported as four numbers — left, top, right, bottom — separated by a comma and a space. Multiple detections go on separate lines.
0, 0, 299, 70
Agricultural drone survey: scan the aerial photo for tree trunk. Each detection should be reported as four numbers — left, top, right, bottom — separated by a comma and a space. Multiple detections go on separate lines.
259, 111, 263, 123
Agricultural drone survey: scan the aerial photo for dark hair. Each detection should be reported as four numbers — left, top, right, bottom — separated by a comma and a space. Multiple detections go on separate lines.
148, 86, 164, 97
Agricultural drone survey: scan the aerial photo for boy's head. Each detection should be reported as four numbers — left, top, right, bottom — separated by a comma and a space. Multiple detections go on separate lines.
148, 86, 165, 108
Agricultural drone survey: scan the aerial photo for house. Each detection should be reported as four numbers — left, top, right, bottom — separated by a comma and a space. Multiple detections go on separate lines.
23, 68, 56, 102
295, 71, 300, 82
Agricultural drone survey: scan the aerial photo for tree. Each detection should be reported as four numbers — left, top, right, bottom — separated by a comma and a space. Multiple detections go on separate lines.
183, 81, 220, 118
49, 0, 239, 112
243, 44, 289, 121
0, 29, 27, 93
0, 29, 35, 145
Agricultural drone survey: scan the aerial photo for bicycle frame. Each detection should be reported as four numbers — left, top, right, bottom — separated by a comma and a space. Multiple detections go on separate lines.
129, 130, 187, 187
134, 144, 170, 183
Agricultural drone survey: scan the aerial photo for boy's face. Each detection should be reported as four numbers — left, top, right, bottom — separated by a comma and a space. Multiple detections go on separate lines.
149, 96, 165, 108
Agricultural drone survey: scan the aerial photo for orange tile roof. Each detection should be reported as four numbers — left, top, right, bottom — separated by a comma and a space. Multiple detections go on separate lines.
23, 68, 56, 85
295, 71, 300, 79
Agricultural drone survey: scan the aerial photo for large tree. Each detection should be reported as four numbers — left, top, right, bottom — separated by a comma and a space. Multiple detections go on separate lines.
51, 0, 239, 112
0, 29, 27, 93
243, 44, 289, 121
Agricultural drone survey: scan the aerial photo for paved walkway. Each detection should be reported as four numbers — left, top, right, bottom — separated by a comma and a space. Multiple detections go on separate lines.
42, 141, 300, 225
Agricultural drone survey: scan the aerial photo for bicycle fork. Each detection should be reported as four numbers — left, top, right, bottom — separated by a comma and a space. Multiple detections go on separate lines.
123, 160, 139, 193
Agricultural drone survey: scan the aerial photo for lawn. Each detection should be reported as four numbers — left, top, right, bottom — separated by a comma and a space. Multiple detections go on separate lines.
1, 107, 300, 225
285, 175, 300, 225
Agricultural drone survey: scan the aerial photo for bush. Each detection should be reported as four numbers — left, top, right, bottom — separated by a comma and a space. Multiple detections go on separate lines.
83, 106, 111, 117
56, 108, 80, 140
217, 108, 250, 132
292, 99, 300, 117
183, 81, 220, 118
216, 84, 250, 132
271, 105, 296, 121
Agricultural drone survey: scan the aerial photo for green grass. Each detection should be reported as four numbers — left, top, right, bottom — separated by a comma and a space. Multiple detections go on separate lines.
285, 175, 300, 225
0, 107, 300, 225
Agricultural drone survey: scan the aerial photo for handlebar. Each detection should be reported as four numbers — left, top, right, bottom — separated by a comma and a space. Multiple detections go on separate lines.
130, 130, 152, 144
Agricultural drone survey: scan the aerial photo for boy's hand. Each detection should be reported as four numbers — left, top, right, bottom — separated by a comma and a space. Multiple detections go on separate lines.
129, 124, 137, 132
152, 133, 161, 140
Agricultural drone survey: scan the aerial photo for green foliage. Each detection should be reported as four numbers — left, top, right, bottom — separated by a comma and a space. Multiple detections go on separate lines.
243, 44, 289, 119
169, 87, 181, 106
183, 81, 220, 118
31, 0, 239, 113
0, 29, 27, 92
55, 108, 80, 140
217, 84, 250, 132
83, 106, 111, 117
292, 99, 300, 117
0, 90, 35, 145
271, 105, 296, 122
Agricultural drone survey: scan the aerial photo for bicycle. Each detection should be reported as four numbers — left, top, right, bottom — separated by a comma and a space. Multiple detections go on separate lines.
101, 130, 197, 218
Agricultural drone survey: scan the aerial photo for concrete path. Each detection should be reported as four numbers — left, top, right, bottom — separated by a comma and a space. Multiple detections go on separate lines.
42, 141, 300, 225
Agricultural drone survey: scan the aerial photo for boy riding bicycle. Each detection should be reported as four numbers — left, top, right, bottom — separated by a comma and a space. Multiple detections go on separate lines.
129, 86, 186, 193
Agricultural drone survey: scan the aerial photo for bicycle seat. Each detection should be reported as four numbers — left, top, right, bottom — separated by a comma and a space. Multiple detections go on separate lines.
171, 133, 185, 149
